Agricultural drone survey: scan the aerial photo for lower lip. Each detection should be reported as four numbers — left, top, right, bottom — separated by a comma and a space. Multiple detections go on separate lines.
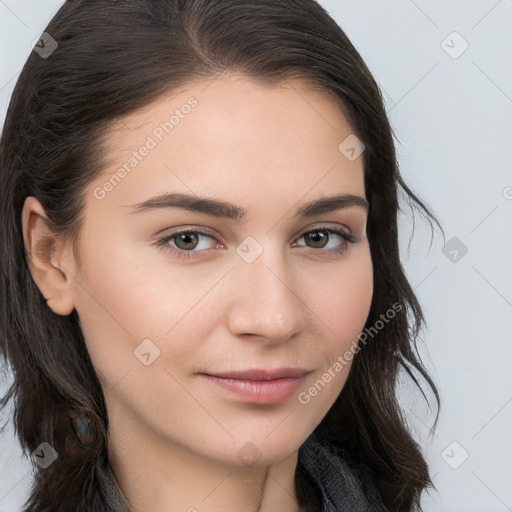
200, 374, 307, 403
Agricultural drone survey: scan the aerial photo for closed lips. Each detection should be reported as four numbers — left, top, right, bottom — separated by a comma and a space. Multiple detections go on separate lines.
202, 368, 311, 380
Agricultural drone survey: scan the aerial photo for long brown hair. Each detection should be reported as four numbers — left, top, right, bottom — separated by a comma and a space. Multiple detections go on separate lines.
0, 1, 441, 510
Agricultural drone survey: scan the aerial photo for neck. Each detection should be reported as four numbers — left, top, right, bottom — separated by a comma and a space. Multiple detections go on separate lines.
106, 404, 302, 512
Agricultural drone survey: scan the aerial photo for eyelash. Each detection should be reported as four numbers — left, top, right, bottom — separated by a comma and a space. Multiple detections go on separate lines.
154, 225, 357, 260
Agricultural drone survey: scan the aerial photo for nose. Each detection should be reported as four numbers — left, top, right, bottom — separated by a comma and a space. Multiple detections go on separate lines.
227, 244, 305, 344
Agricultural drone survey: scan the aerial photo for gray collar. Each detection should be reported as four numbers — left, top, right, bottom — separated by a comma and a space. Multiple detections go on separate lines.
297, 431, 388, 511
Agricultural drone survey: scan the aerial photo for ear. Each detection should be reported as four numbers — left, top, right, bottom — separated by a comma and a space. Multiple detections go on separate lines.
21, 196, 76, 316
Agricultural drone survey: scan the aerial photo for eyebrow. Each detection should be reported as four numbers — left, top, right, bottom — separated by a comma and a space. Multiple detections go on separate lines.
125, 192, 369, 221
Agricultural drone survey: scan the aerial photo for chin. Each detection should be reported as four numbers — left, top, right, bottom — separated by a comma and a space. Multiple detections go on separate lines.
211, 430, 304, 468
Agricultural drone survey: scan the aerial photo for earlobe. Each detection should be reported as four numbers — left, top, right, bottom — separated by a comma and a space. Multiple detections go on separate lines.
21, 196, 75, 316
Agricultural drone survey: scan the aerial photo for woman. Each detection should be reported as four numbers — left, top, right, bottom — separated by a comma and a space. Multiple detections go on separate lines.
0, 1, 442, 511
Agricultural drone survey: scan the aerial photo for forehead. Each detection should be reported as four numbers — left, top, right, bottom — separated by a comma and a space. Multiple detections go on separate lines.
89, 73, 365, 214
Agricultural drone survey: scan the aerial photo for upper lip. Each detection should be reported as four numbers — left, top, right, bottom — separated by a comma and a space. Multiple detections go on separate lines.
202, 368, 311, 381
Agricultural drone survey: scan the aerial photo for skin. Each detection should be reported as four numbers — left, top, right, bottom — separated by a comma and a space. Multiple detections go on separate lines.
22, 73, 373, 512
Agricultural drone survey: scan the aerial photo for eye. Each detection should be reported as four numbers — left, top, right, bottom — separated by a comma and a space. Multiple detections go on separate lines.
293, 226, 357, 255
154, 225, 357, 260
155, 230, 219, 259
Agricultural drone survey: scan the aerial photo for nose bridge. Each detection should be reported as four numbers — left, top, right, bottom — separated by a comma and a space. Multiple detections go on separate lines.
227, 240, 305, 342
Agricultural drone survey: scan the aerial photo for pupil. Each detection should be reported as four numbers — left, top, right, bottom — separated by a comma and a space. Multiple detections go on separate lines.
177, 233, 198, 250
308, 232, 327, 248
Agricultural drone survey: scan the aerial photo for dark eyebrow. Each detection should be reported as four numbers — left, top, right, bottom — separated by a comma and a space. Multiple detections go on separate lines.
125, 192, 369, 221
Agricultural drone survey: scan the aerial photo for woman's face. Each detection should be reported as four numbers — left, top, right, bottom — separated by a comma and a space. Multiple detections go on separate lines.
61, 73, 372, 466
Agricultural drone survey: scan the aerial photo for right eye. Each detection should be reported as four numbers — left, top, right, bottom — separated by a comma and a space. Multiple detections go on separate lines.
155, 229, 222, 259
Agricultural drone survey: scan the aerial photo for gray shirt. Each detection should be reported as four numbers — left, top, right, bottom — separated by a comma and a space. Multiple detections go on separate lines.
96, 432, 388, 511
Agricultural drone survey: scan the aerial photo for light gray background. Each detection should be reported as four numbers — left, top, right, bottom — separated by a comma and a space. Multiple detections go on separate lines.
1, 1, 511, 511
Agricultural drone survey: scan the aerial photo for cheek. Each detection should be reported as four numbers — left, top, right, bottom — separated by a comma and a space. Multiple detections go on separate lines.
319, 248, 373, 344
71, 238, 219, 381
73, 236, 204, 336
297, 251, 372, 415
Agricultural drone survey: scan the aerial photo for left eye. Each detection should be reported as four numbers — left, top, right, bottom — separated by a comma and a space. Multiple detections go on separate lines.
163, 231, 217, 252
155, 226, 356, 259
294, 228, 356, 251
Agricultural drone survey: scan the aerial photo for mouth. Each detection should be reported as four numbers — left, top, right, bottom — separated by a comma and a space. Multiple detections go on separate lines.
198, 367, 312, 403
